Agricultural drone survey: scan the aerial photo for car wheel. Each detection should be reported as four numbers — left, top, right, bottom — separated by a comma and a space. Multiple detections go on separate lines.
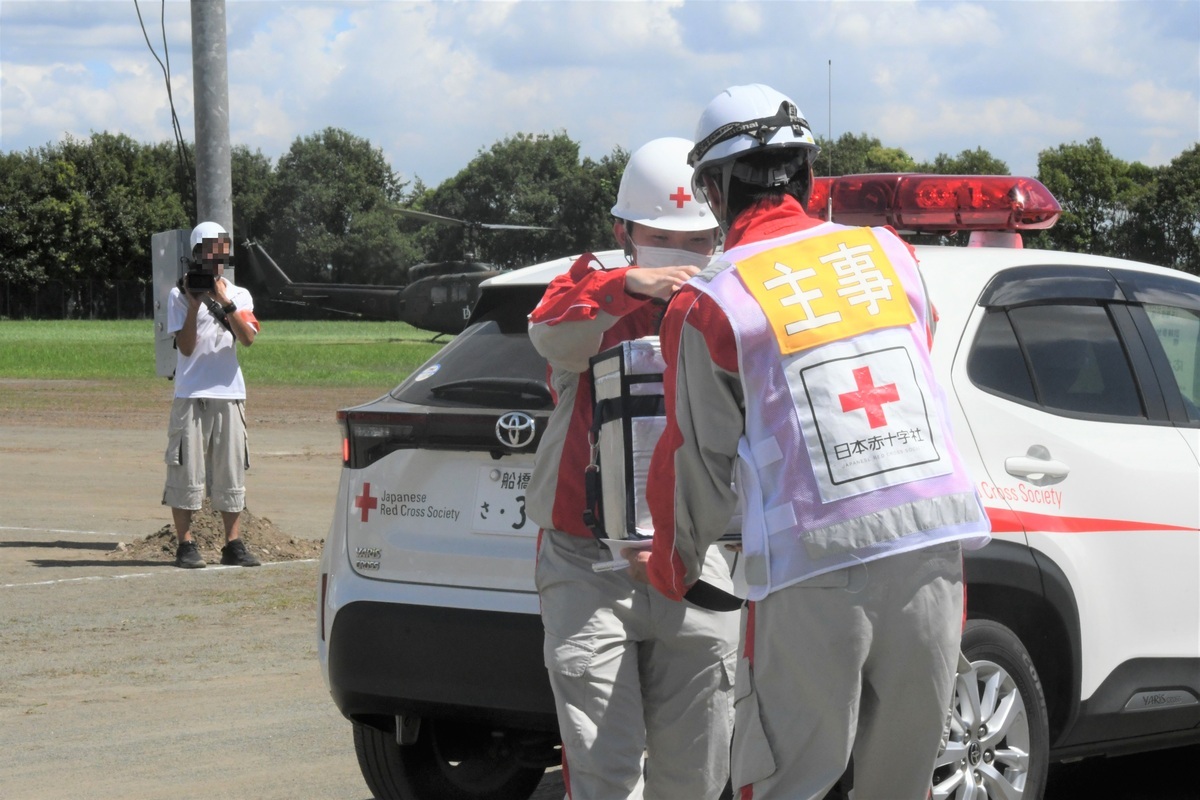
353, 719, 547, 800
931, 619, 1050, 800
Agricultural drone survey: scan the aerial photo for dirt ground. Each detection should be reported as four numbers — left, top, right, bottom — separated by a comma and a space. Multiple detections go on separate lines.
1, 378, 1195, 799
0, 378, 565, 800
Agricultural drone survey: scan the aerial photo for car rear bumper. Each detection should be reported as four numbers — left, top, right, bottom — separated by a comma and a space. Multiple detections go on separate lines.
327, 599, 558, 732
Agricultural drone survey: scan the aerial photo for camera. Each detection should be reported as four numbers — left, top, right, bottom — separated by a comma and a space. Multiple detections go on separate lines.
179, 257, 217, 293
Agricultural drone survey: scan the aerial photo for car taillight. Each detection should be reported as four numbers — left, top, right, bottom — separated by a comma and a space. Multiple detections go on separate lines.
337, 410, 421, 468
336, 409, 542, 469
807, 174, 1061, 236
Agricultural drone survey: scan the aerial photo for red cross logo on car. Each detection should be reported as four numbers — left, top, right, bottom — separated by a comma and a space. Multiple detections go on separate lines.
669, 187, 691, 208
839, 366, 900, 429
354, 482, 378, 522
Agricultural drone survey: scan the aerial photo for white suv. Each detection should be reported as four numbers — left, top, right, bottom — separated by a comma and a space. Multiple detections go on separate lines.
318, 175, 1200, 800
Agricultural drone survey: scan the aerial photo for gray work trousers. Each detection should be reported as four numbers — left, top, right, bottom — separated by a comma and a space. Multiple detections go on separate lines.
733, 543, 964, 800
536, 531, 739, 800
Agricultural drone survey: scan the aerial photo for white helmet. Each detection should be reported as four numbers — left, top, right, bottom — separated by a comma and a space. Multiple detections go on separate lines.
190, 220, 229, 252
689, 84, 819, 177
688, 85, 820, 230
611, 137, 716, 232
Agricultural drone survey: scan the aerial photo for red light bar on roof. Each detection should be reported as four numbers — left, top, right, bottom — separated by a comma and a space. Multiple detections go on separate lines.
806, 174, 1061, 232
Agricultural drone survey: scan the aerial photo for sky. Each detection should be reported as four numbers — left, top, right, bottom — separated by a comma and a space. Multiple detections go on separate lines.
2, 0, 1198, 189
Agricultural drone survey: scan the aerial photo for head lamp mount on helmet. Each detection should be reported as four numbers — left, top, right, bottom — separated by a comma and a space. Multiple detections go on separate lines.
687, 101, 813, 169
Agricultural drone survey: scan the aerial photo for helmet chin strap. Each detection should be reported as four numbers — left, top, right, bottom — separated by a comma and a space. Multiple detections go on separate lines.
704, 153, 814, 232
719, 166, 735, 233
700, 168, 735, 234
621, 220, 637, 265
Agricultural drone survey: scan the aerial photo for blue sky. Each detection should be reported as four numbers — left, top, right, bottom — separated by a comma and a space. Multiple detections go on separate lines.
2, 1, 1197, 188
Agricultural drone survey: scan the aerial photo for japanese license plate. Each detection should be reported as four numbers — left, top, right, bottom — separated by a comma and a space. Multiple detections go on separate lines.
473, 466, 535, 536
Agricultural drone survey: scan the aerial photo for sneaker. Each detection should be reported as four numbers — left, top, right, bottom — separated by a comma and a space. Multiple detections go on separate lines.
175, 540, 206, 569
220, 539, 262, 567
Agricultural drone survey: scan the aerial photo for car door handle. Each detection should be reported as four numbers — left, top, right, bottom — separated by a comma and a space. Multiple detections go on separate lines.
1004, 456, 1070, 481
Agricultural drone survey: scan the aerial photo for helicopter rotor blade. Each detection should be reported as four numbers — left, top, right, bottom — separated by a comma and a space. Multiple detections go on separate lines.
392, 207, 553, 232
478, 223, 556, 232
391, 208, 467, 227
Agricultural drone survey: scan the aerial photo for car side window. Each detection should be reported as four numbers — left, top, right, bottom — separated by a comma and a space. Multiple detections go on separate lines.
968, 310, 1037, 404
1015, 304, 1143, 418
969, 303, 1144, 419
1143, 304, 1200, 422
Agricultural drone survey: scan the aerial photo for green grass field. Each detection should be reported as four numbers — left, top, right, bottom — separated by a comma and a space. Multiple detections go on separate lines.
0, 319, 445, 386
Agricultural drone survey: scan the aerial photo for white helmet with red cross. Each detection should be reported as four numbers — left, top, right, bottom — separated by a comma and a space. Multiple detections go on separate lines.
611, 137, 716, 232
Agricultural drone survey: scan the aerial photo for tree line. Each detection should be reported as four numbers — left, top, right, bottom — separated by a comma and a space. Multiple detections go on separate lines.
1, 127, 1197, 318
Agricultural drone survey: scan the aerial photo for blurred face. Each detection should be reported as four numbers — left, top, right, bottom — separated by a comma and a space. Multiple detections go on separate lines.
613, 221, 717, 268
199, 236, 232, 271
628, 223, 715, 256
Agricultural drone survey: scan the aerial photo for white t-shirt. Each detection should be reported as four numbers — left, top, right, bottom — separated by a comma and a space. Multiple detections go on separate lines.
167, 280, 255, 399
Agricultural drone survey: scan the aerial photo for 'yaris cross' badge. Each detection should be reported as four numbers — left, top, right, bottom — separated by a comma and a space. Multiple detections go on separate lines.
496, 412, 536, 449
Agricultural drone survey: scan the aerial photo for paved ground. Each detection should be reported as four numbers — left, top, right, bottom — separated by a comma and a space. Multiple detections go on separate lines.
0, 378, 1194, 799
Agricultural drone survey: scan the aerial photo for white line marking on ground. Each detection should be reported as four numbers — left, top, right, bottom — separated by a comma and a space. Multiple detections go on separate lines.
0, 559, 317, 589
0, 525, 127, 536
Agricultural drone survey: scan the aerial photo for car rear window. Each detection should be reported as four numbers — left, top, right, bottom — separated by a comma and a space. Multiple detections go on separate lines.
391, 312, 552, 410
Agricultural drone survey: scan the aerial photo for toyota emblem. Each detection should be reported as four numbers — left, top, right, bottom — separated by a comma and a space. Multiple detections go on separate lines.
496, 411, 537, 449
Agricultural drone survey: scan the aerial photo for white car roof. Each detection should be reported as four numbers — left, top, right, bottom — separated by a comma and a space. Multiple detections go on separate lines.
483, 242, 1193, 293
912, 244, 1183, 279
480, 249, 627, 288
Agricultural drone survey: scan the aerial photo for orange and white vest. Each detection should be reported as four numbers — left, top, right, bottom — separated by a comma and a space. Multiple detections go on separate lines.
695, 222, 990, 600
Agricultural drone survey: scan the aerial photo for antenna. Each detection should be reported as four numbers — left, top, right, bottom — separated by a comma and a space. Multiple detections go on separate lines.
827, 59, 834, 219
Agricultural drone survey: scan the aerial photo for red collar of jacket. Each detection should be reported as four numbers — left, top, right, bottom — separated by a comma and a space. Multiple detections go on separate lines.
723, 195, 824, 251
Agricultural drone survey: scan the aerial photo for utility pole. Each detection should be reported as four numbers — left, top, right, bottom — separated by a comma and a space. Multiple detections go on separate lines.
190, 0, 235, 279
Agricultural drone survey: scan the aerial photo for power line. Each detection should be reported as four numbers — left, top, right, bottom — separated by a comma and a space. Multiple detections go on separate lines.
133, 0, 195, 209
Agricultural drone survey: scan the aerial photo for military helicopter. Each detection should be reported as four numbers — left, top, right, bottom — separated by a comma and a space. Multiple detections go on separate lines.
242, 209, 552, 336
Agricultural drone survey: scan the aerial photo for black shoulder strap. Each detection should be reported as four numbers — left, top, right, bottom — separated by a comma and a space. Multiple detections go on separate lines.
683, 580, 745, 612
202, 296, 233, 334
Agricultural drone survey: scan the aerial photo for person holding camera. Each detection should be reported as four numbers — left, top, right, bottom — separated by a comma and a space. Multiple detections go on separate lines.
163, 221, 262, 569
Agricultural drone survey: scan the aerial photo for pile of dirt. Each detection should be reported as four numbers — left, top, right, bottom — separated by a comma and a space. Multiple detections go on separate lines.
111, 500, 324, 564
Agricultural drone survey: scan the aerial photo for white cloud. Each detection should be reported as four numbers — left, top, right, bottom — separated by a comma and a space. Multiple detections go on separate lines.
2, 0, 1197, 185
874, 95, 1086, 175
1019, 1, 1135, 79
1125, 80, 1199, 128
718, 1, 764, 36
819, 1, 1000, 48
1, 57, 186, 149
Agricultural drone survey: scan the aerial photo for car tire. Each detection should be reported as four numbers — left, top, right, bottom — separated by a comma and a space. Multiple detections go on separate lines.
353, 719, 547, 800
931, 619, 1050, 800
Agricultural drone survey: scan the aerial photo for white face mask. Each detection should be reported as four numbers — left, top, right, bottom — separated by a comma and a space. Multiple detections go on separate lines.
633, 244, 712, 270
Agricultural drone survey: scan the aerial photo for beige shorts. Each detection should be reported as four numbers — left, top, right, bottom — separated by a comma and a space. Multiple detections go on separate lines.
162, 397, 248, 513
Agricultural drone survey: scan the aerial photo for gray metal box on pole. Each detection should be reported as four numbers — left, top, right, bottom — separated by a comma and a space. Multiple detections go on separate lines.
152, 229, 190, 379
